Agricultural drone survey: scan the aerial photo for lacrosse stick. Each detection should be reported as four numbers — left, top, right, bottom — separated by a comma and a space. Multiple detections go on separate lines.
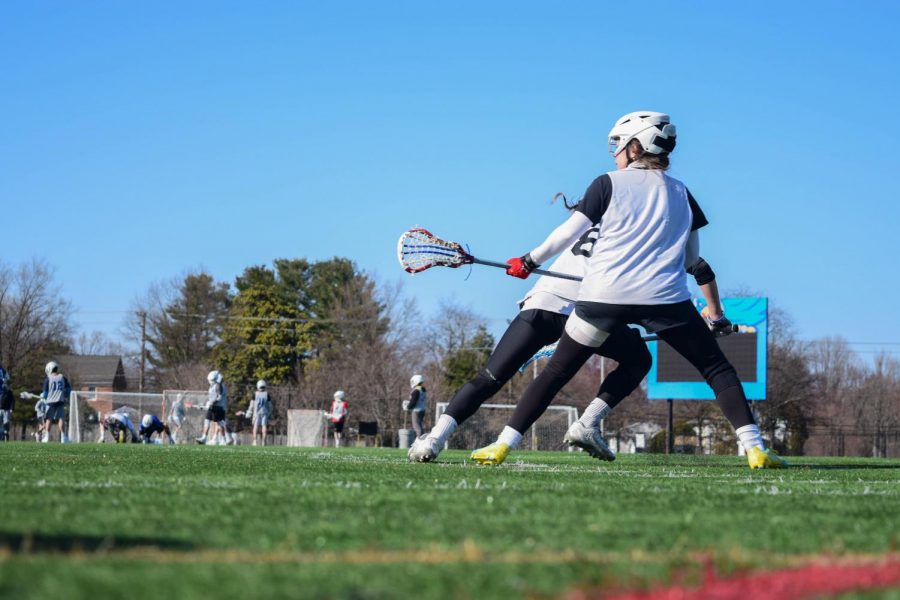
518, 324, 744, 372
397, 227, 582, 282
20, 392, 41, 400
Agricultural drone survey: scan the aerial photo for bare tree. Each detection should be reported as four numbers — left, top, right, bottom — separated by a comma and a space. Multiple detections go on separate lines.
0, 258, 73, 381
853, 354, 900, 458
807, 336, 863, 455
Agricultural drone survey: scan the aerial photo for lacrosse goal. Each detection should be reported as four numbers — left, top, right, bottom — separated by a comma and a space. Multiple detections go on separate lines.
435, 402, 579, 452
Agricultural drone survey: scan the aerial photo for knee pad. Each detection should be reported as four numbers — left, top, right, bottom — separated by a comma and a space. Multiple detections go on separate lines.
708, 369, 741, 395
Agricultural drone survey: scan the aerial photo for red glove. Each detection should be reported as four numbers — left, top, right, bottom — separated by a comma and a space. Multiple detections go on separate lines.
506, 254, 538, 279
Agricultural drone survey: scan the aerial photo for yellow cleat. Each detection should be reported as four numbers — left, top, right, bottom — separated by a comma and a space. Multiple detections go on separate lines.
747, 447, 788, 469
470, 442, 510, 466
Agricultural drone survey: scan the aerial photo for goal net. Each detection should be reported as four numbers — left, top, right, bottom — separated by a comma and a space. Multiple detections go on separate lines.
435, 402, 579, 452
287, 409, 327, 447
69, 391, 165, 443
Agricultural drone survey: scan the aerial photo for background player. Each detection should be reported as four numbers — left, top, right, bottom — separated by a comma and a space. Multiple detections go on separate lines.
406, 375, 427, 437
197, 370, 232, 445
31, 395, 48, 442
0, 366, 12, 441
99, 411, 140, 443
329, 390, 348, 447
141, 413, 175, 444
241, 379, 272, 446
168, 392, 186, 443
40, 361, 71, 443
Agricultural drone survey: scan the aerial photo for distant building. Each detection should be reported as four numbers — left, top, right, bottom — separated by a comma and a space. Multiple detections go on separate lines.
54, 355, 129, 422
55, 355, 127, 392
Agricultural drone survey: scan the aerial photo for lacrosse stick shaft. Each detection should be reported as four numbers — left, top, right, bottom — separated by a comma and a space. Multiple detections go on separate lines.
470, 257, 583, 282
642, 323, 741, 342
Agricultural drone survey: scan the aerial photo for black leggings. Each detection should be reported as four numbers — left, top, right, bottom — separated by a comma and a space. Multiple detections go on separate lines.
444, 309, 651, 426
507, 301, 755, 434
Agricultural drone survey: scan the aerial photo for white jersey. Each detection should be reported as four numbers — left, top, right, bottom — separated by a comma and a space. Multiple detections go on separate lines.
169, 396, 186, 423
42, 373, 70, 405
574, 167, 707, 305
518, 232, 593, 315
207, 382, 223, 410
247, 391, 271, 419
330, 399, 348, 423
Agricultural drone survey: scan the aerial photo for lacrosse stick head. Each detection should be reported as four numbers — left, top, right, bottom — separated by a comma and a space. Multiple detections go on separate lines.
397, 228, 474, 274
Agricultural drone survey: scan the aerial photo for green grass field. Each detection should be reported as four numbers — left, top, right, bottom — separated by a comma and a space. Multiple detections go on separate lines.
0, 444, 897, 599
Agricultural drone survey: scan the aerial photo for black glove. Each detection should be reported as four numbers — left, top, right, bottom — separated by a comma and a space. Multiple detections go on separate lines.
706, 314, 734, 336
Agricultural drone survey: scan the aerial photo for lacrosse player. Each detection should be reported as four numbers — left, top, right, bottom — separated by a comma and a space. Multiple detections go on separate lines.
140, 414, 175, 444
242, 380, 273, 446
40, 361, 71, 443
168, 392, 186, 443
477, 111, 785, 469
0, 366, 12, 441
329, 390, 348, 447
409, 226, 659, 463
33, 396, 48, 442
406, 375, 427, 437
196, 370, 233, 445
99, 411, 140, 443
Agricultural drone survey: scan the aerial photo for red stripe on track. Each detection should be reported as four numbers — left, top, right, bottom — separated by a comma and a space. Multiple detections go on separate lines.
571, 558, 900, 600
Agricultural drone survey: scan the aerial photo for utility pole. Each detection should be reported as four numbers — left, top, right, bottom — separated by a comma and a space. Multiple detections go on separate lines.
139, 311, 147, 393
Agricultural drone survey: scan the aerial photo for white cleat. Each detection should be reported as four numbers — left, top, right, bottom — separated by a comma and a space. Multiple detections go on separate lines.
408, 435, 442, 463
564, 421, 616, 462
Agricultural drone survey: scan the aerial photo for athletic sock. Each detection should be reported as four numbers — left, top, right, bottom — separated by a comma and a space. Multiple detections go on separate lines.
430, 414, 458, 445
735, 424, 765, 451
498, 426, 523, 449
578, 398, 611, 428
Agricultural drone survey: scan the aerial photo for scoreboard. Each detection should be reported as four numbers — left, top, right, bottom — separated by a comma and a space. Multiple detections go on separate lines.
647, 297, 768, 400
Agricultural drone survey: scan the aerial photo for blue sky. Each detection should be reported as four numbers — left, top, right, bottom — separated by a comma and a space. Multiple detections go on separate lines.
2, 1, 899, 358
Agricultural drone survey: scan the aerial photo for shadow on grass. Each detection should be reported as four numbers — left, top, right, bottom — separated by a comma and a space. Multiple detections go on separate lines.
0, 531, 194, 554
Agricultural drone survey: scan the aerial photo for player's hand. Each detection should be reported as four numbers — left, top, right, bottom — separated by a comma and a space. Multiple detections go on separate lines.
401, 400, 409, 411
506, 254, 538, 279
705, 314, 734, 336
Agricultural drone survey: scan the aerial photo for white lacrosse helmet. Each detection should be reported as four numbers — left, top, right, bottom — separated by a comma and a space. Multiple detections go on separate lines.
45, 361, 59, 377
608, 111, 676, 156
142, 414, 153, 428
334, 390, 346, 401
207, 370, 220, 384
256, 379, 267, 391
410, 374, 424, 388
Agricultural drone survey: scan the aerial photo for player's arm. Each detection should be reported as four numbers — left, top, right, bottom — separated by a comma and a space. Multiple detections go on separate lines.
522, 212, 593, 268
41, 378, 49, 400
686, 255, 732, 334
508, 176, 611, 278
